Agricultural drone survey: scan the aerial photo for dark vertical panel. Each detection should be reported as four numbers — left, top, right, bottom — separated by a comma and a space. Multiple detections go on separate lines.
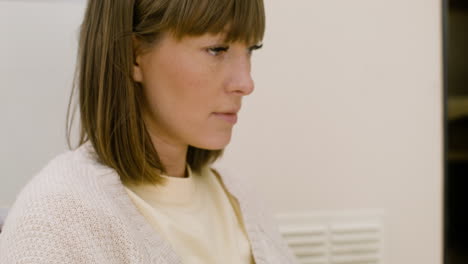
445, 0, 468, 263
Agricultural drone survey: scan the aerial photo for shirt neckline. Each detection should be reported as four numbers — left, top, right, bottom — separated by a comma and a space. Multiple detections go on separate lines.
125, 164, 197, 206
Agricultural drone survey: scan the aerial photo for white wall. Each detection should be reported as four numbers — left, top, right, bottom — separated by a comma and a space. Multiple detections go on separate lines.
0, 1, 442, 264
0, 1, 84, 206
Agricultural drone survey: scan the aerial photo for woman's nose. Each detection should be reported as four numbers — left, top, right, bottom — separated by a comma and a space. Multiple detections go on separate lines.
226, 57, 255, 96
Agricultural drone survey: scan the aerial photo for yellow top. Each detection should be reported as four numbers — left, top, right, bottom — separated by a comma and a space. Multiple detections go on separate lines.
124, 165, 255, 264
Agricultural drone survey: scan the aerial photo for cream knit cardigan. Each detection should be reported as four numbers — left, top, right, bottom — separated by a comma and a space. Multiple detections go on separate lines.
0, 143, 299, 264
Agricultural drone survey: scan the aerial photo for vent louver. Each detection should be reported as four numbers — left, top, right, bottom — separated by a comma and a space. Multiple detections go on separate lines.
276, 210, 384, 264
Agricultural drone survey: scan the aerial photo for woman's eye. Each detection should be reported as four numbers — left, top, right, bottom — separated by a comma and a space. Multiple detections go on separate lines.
207, 46, 229, 56
248, 43, 263, 54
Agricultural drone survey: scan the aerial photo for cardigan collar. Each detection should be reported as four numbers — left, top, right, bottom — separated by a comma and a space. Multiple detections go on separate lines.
77, 142, 268, 264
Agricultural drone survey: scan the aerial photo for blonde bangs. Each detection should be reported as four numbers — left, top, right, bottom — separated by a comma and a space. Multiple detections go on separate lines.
163, 0, 265, 44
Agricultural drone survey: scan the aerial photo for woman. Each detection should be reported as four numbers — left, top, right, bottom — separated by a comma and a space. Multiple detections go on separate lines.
0, 0, 299, 263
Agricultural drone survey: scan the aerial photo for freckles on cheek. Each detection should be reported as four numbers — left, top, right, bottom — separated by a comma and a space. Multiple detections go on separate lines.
171, 67, 208, 103
152, 50, 215, 119
161, 75, 205, 123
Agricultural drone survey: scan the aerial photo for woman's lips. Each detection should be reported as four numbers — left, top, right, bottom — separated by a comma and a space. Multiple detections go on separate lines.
213, 113, 238, 124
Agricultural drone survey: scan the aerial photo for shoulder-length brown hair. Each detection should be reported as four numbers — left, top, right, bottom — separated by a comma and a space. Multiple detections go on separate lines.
67, 0, 265, 186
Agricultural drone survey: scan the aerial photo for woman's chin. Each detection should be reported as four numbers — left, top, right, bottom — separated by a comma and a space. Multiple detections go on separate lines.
193, 135, 232, 150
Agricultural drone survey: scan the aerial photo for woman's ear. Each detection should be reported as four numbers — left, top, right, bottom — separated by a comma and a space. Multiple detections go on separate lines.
132, 36, 144, 83
133, 60, 144, 83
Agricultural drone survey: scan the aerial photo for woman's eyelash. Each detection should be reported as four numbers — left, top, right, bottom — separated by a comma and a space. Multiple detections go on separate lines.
249, 44, 263, 52
207, 43, 263, 56
208, 46, 229, 55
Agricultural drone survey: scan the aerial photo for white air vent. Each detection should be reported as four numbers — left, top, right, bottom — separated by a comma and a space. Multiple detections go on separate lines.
276, 210, 385, 264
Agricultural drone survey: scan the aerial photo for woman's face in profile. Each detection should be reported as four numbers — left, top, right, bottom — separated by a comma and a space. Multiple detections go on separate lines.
133, 32, 258, 150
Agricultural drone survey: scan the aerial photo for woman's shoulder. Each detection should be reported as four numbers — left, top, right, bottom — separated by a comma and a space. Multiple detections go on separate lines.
0, 159, 148, 263
208, 166, 263, 205
16, 143, 100, 200
4, 143, 118, 228
208, 166, 272, 222
208, 166, 300, 263
0, 144, 136, 262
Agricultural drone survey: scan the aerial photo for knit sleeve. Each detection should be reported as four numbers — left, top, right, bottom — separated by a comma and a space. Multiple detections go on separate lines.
0, 221, 84, 263
0, 194, 94, 263
0, 191, 143, 264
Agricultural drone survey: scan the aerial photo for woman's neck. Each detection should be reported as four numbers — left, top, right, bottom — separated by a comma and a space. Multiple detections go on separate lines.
148, 134, 188, 178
